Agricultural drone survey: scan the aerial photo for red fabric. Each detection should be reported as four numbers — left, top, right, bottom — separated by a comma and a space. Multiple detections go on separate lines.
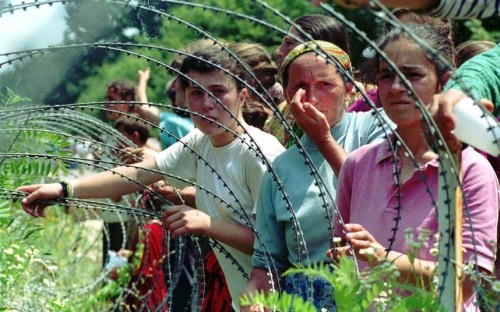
126, 222, 168, 311
201, 251, 232, 312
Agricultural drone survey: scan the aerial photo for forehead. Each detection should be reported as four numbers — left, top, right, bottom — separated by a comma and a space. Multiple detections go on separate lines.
380, 38, 432, 69
288, 53, 340, 77
186, 69, 236, 88
287, 26, 300, 39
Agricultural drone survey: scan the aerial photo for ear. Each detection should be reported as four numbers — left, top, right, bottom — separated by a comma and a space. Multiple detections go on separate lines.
239, 88, 248, 104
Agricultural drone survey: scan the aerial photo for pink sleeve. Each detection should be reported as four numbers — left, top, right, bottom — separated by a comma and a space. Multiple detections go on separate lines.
461, 148, 499, 272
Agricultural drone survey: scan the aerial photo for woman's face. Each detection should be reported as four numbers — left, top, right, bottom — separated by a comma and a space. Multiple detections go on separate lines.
377, 38, 441, 128
285, 53, 351, 127
185, 69, 246, 147
275, 27, 301, 67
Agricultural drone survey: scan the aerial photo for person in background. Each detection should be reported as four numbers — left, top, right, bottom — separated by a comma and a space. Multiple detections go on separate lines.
228, 41, 279, 130
159, 77, 195, 150
105, 77, 161, 151
115, 113, 161, 159
113, 115, 168, 311
455, 40, 496, 68
105, 80, 136, 121
332, 24, 498, 311
242, 41, 389, 311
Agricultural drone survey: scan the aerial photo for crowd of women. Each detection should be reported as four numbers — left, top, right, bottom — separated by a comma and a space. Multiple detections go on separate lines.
13, 2, 499, 311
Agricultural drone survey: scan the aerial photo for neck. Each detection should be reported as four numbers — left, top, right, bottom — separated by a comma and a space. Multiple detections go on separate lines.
396, 125, 436, 166
209, 118, 248, 147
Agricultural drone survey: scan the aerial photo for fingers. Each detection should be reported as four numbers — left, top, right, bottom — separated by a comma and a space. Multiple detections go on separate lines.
427, 90, 464, 152
301, 100, 322, 120
162, 206, 188, 238
480, 98, 494, 113
289, 89, 307, 114
162, 205, 181, 219
15, 183, 62, 218
165, 219, 187, 238
327, 246, 352, 259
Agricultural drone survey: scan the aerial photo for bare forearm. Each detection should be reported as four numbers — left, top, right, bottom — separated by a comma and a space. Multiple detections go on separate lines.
315, 135, 347, 176
243, 268, 277, 297
382, 250, 476, 300
135, 105, 161, 125
382, 251, 435, 286
204, 219, 255, 255
72, 159, 163, 199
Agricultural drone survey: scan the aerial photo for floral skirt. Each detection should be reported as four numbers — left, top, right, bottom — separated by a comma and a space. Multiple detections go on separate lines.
283, 270, 336, 312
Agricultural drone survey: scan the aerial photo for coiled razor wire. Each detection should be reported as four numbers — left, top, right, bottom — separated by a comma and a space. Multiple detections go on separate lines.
1, 0, 499, 311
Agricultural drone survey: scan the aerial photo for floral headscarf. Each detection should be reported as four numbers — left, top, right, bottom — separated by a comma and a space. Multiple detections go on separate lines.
280, 40, 353, 82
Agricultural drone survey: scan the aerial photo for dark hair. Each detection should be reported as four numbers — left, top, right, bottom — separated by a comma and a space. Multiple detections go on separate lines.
242, 100, 270, 130
293, 14, 350, 56
364, 23, 455, 86
228, 42, 278, 90
164, 78, 190, 118
179, 47, 251, 91
107, 80, 136, 101
165, 79, 177, 104
168, 39, 220, 76
384, 8, 456, 42
456, 40, 496, 67
115, 114, 150, 145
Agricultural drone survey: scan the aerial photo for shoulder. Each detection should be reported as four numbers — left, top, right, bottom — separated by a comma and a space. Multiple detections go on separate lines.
244, 126, 285, 156
346, 140, 385, 166
344, 109, 391, 132
462, 147, 496, 175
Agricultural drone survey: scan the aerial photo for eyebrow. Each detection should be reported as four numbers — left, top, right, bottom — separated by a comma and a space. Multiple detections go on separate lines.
187, 83, 228, 89
380, 62, 422, 71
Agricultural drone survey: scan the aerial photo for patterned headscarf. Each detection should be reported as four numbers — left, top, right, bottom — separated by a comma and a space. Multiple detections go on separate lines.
280, 40, 352, 83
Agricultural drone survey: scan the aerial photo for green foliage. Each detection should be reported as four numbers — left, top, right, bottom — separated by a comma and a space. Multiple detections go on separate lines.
243, 257, 446, 312
240, 289, 318, 312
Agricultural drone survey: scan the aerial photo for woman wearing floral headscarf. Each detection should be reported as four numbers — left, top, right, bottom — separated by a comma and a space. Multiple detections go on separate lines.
241, 41, 391, 311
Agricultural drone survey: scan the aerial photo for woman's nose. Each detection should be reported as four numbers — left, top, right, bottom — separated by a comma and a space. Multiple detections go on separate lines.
304, 88, 318, 105
201, 94, 216, 111
390, 76, 407, 92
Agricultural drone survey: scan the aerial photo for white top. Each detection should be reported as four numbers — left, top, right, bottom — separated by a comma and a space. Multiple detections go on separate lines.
155, 126, 284, 310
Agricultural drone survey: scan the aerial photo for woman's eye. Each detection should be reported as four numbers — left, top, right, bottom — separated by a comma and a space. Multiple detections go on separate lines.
406, 72, 422, 79
212, 89, 225, 96
377, 73, 392, 81
189, 89, 203, 97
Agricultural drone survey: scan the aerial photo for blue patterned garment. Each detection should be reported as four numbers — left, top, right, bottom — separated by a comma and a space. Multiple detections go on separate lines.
283, 271, 336, 312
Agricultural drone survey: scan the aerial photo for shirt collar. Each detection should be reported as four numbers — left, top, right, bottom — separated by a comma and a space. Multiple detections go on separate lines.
375, 134, 439, 169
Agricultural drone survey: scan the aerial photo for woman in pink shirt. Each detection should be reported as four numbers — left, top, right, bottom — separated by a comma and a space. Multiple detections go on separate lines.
329, 24, 498, 310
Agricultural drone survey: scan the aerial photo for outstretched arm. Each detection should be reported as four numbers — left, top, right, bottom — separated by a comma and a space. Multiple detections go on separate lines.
17, 158, 163, 217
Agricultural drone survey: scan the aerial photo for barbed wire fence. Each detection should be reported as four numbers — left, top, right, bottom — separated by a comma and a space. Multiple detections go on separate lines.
1, 0, 499, 311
